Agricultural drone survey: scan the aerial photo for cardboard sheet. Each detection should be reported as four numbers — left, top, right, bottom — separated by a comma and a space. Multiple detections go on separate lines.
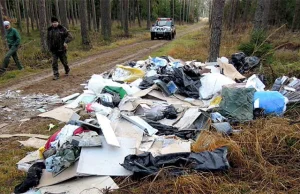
39, 176, 119, 194
96, 113, 120, 147
18, 137, 47, 149
174, 108, 201, 130
218, 59, 245, 80
38, 106, 79, 123
112, 118, 144, 149
38, 162, 80, 188
77, 137, 135, 176
0, 133, 49, 139
17, 150, 40, 165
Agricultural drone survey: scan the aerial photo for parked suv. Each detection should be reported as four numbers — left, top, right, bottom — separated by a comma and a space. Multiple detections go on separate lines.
150, 18, 176, 40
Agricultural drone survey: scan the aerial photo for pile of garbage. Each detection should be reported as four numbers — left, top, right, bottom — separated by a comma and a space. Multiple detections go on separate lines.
12, 54, 299, 194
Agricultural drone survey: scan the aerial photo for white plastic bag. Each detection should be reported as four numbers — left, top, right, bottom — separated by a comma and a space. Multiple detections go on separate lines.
199, 73, 235, 99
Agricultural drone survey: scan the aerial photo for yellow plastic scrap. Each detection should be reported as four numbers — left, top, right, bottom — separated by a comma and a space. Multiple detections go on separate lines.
210, 96, 222, 106
38, 146, 46, 159
115, 65, 145, 83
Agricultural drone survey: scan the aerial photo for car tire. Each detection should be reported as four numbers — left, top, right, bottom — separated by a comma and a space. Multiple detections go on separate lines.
151, 33, 154, 40
168, 35, 172, 40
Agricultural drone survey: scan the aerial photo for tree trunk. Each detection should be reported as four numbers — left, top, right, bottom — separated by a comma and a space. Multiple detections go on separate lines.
25, 0, 30, 35
38, 0, 47, 52
242, 0, 251, 23
137, 0, 141, 27
120, 0, 123, 27
55, 0, 60, 21
91, 0, 97, 31
96, 0, 100, 31
147, 0, 151, 29
179, 0, 182, 25
45, 0, 50, 25
66, 0, 71, 25
292, 0, 300, 31
59, 0, 68, 28
123, 0, 129, 36
0, 4, 6, 45
254, 0, 270, 31
87, 0, 92, 31
0, 0, 8, 16
29, 0, 34, 30
79, 0, 90, 46
73, 0, 78, 24
101, 0, 111, 41
34, 0, 39, 30
209, 0, 213, 28
262, 0, 270, 29
208, 0, 225, 62
16, 0, 22, 32
69, 0, 75, 26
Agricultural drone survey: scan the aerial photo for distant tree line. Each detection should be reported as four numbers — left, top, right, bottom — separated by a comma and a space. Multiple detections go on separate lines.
0, 0, 204, 51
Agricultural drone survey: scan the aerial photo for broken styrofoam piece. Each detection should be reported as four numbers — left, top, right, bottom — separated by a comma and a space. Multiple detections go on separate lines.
95, 113, 120, 147
77, 136, 135, 176
18, 137, 47, 149
38, 106, 79, 123
61, 93, 80, 103
38, 176, 119, 194
174, 108, 201, 131
246, 74, 265, 91
121, 114, 158, 136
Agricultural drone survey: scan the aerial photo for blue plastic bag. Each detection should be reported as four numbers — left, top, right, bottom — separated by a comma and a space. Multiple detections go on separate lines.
254, 91, 287, 116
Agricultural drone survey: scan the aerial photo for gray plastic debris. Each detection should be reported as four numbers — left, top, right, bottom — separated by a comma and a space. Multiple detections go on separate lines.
212, 122, 233, 134
121, 147, 229, 177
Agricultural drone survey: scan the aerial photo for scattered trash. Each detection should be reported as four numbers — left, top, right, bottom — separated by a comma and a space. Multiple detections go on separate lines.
11, 54, 298, 193
48, 123, 56, 131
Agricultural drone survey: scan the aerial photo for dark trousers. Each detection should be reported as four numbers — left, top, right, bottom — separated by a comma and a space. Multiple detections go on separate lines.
52, 51, 69, 77
1, 45, 23, 72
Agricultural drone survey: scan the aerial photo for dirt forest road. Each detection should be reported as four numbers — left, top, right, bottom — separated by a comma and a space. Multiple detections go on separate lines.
0, 23, 204, 96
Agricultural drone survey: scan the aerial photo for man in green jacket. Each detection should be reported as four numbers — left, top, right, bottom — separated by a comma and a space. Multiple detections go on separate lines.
0, 21, 24, 75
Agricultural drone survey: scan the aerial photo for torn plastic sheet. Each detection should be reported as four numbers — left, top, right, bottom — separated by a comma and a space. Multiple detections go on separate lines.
121, 147, 229, 177
112, 65, 145, 83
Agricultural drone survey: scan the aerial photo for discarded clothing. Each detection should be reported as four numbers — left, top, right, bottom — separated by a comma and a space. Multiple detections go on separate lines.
14, 162, 46, 193
45, 143, 80, 174
219, 88, 256, 122
121, 147, 229, 177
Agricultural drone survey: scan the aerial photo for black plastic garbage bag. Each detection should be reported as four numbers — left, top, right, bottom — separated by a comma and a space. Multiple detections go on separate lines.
14, 162, 45, 193
160, 68, 201, 98
121, 147, 229, 177
143, 118, 197, 139
244, 56, 260, 71
163, 105, 177, 119
139, 76, 159, 90
231, 52, 246, 72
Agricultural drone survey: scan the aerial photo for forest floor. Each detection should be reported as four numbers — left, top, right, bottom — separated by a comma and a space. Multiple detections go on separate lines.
1, 21, 300, 193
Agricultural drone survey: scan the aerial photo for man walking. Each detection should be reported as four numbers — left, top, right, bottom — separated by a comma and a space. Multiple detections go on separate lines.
47, 17, 73, 80
0, 21, 24, 75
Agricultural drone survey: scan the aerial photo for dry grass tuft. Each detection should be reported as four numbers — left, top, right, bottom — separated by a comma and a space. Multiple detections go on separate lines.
114, 118, 300, 193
